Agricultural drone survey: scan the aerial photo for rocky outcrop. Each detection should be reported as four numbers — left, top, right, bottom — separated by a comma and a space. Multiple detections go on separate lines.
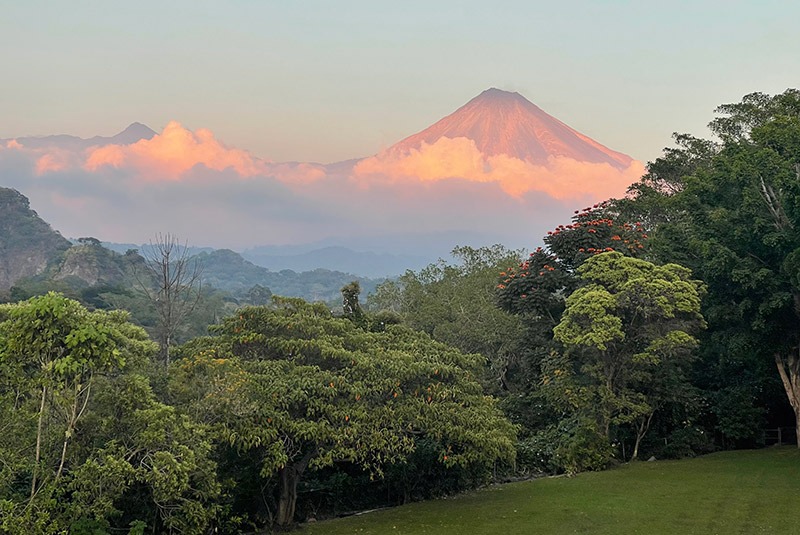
52, 241, 130, 287
0, 188, 71, 293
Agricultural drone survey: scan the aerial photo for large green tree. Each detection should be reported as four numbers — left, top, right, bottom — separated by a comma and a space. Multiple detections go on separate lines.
629, 89, 800, 446
0, 293, 136, 506
551, 252, 705, 459
494, 202, 710, 468
692, 91, 800, 445
369, 245, 526, 393
0, 293, 221, 534
171, 297, 516, 528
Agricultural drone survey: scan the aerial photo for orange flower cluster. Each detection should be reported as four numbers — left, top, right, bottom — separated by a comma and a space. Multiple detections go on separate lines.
578, 247, 615, 253
498, 201, 651, 297
546, 204, 649, 258
496, 247, 561, 293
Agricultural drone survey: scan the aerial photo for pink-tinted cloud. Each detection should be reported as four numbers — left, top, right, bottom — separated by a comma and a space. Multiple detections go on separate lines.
356, 137, 488, 184
84, 121, 269, 179
354, 136, 644, 201
5, 122, 330, 191
35, 151, 74, 174
0, 123, 645, 259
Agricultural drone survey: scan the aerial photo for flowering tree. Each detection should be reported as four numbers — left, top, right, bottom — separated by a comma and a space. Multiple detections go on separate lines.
495, 202, 706, 468
497, 201, 648, 320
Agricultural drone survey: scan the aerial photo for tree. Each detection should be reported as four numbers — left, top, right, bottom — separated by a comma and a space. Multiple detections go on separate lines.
493, 206, 709, 468
76, 237, 101, 246
246, 283, 272, 306
0, 293, 129, 502
709, 89, 800, 142
497, 201, 650, 320
0, 293, 223, 534
133, 233, 202, 365
70, 374, 222, 534
494, 203, 651, 395
619, 133, 718, 267
341, 280, 366, 326
630, 133, 718, 198
551, 252, 705, 459
171, 298, 516, 528
676, 89, 800, 448
625, 89, 800, 443
369, 245, 526, 392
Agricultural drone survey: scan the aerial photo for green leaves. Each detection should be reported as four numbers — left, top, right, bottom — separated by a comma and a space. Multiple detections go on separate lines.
173, 299, 516, 525
1, 292, 143, 379
554, 285, 623, 351
550, 252, 705, 451
0, 293, 214, 533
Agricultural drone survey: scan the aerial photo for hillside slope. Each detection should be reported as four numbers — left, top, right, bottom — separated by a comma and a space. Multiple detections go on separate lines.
0, 187, 71, 294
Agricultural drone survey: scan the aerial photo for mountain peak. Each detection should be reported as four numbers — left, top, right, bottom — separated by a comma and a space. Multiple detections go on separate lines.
386, 88, 632, 168
121, 122, 153, 133
2, 123, 158, 150
476, 87, 526, 101
107, 122, 157, 145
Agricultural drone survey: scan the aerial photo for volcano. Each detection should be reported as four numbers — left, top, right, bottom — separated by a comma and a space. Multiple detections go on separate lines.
385, 88, 633, 168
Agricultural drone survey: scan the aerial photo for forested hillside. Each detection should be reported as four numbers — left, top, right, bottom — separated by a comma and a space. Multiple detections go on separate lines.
194, 248, 382, 303
0, 188, 71, 296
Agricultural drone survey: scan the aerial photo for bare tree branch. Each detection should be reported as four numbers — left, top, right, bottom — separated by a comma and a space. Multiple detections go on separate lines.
132, 233, 203, 365
758, 174, 792, 231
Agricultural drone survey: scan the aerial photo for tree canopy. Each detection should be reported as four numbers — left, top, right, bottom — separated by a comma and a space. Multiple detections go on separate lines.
0, 293, 221, 534
551, 252, 705, 460
626, 89, 800, 446
171, 297, 516, 527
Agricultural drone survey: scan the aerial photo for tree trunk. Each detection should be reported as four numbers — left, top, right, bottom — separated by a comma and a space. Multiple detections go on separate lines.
56, 379, 91, 481
276, 466, 299, 527
275, 450, 316, 527
30, 384, 47, 500
774, 352, 800, 448
600, 375, 614, 441
796, 410, 800, 448
597, 358, 620, 442
632, 412, 654, 461
164, 332, 171, 367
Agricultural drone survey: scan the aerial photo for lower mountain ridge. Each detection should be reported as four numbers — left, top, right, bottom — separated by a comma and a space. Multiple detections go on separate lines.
1, 188, 382, 308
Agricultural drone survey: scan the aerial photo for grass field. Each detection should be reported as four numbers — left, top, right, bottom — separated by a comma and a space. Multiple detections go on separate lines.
300, 448, 800, 534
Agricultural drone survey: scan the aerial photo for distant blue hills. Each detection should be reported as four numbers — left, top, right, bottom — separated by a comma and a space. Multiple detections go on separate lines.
101, 229, 502, 279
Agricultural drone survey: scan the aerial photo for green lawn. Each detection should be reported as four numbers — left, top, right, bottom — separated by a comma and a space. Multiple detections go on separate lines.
300, 448, 800, 535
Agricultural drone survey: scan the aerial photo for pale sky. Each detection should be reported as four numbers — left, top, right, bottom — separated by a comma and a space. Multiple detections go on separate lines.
3, 0, 798, 164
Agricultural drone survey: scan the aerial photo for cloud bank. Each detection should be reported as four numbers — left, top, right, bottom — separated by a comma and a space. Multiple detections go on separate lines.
84, 121, 269, 178
354, 136, 644, 200
0, 123, 644, 255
